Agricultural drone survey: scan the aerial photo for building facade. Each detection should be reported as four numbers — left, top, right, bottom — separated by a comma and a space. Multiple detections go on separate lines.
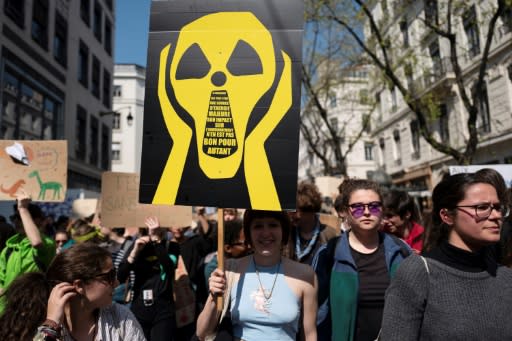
111, 63, 145, 173
298, 66, 378, 183
0, 0, 115, 193
368, 0, 512, 193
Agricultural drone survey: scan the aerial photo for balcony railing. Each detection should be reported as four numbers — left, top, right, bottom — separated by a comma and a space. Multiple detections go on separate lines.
423, 57, 453, 87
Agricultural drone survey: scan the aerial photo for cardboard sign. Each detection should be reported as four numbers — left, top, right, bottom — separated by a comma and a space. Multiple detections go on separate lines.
72, 198, 99, 219
101, 172, 192, 228
139, 0, 304, 210
318, 213, 343, 231
315, 176, 343, 199
0, 140, 67, 202
449, 165, 512, 188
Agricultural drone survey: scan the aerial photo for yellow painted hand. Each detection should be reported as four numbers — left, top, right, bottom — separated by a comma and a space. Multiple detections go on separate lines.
244, 51, 292, 210
153, 44, 192, 204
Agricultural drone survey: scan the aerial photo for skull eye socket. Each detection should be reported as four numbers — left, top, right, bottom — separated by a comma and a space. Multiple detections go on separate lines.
176, 43, 211, 80
226, 40, 263, 76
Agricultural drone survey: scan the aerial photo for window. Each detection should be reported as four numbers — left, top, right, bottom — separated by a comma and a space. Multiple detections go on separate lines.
112, 141, 121, 161
410, 120, 421, 157
31, 0, 49, 49
81, 0, 90, 26
91, 56, 100, 98
113, 85, 122, 97
89, 116, 99, 166
364, 143, 374, 161
501, 5, 512, 32
112, 112, 120, 129
400, 20, 409, 47
362, 113, 371, 133
104, 19, 112, 56
76, 106, 87, 160
329, 117, 338, 131
405, 63, 414, 91
329, 93, 337, 108
463, 6, 480, 58
393, 129, 402, 163
4, 0, 25, 28
101, 124, 110, 170
439, 104, 450, 143
473, 83, 491, 133
429, 40, 441, 76
391, 87, 397, 112
105, 0, 113, 11
359, 89, 369, 104
93, 1, 102, 42
78, 41, 89, 87
425, 0, 438, 26
53, 13, 68, 67
103, 69, 111, 108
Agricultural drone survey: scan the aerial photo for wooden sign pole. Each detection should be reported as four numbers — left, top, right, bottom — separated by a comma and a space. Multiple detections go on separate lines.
216, 208, 224, 311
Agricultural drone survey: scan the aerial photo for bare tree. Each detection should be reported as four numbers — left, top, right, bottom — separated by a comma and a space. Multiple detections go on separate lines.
310, 0, 509, 165
301, 10, 374, 176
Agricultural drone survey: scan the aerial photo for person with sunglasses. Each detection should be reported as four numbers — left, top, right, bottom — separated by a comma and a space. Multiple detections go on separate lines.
0, 242, 145, 340
312, 178, 411, 341
380, 169, 512, 340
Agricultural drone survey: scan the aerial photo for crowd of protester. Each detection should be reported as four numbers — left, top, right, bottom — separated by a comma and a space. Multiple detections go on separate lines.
0, 168, 511, 340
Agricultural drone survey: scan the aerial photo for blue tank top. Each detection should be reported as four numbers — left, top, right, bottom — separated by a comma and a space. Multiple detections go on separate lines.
230, 259, 300, 341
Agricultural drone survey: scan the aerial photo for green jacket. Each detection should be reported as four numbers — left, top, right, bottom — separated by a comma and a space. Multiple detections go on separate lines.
0, 233, 55, 312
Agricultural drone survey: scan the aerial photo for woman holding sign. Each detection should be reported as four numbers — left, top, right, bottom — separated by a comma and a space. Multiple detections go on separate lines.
196, 210, 317, 341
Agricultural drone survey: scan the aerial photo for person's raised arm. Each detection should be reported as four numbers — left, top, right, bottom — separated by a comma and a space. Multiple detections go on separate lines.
16, 188, 42, 247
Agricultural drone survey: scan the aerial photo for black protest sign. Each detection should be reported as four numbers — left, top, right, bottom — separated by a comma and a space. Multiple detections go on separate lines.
139, 0, 303, 210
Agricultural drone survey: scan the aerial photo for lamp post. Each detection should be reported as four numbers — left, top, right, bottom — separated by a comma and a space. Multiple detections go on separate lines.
99, 106, 133, 127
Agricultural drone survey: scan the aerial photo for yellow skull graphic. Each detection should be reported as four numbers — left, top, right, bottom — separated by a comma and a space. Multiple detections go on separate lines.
154, 12, 292, 209
171, 12, 275, 178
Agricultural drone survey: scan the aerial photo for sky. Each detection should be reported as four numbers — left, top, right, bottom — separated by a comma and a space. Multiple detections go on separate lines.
114, 0, 151, 66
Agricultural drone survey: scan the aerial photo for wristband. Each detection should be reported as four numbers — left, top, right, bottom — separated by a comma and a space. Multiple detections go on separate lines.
42, 318, 62, 333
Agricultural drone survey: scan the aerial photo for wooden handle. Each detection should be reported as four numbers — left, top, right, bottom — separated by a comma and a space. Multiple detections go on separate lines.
216, 208, 224, 312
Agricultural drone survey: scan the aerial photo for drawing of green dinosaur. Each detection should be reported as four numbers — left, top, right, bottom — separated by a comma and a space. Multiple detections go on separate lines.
28, 170, 63, 200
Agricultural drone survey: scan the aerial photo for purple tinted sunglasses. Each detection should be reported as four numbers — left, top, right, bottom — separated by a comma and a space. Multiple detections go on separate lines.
349, 202, 382, 218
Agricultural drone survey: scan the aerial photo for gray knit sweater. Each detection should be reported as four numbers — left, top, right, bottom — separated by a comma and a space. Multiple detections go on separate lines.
380, 255, 512, 340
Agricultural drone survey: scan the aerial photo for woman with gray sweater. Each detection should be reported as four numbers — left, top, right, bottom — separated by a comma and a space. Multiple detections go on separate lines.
380, 168, 512, 340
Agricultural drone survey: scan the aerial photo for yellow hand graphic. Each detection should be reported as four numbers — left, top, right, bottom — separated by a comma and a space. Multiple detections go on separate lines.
244, 51, 292, 210
153, 44, 192, 204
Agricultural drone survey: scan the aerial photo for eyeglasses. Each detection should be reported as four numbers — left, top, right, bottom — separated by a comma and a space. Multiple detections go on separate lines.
94, 268, 117, 285
348, 202, 382, 219
455, 203, 510, 220
55, 239, 68, 245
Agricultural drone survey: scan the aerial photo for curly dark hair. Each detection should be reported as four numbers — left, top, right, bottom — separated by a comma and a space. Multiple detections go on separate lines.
0, 272, 50, 340
337, 178, 383, 211
243, 210, 291, 247
296, 181, 322, 212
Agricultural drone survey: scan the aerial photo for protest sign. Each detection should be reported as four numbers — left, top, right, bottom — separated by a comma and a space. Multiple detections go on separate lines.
315, 176, 343, 199
101, 172, 192, 228
449, 165, 512, 188
0, 140, 67, 202
139, 0, 304, 210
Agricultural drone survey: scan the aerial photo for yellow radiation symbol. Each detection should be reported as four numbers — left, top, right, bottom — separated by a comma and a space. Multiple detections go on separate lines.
154, 12, 292, 210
